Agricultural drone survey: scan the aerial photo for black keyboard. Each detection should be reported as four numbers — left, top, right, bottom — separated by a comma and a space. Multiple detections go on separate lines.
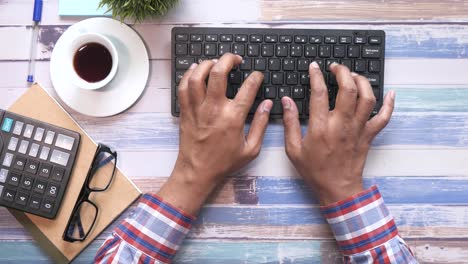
0, 110, 80, 219
171, 27, 385, 118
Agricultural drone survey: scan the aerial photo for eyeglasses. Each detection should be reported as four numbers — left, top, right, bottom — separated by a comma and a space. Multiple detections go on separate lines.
63, 143, 117, 242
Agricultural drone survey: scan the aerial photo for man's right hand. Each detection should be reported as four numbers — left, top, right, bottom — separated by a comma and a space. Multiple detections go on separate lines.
281, 61, 395, 205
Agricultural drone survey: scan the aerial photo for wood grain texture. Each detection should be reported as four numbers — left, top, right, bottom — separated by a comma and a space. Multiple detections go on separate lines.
260, 0, 468, 22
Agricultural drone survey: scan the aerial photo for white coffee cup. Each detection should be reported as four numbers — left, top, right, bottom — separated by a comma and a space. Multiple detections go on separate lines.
67, 33, 119, 90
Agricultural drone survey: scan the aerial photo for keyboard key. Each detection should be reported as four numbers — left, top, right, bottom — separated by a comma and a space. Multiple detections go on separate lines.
39, 146, 50, 161
319, 45, 331, 58
324, 36, 337, 44
190, 34, 203, 42
341, 59, 352, 70
229, 72, 242, 84
175, 71, 184, 84
23, 124, 34, 138
12, 156, 26, 171
292, 87, 305, 99
33, 180, 47, 194
190, 43, 202, 56
271, 101, 283, 114
8, 137, 19, 151
235, 35, 248, 42
56, 134, 75, 150
311, 59, 324, 71
348, 46, 360, 58
18, 140, 29, 154
295, 101, 303, 113
355, 36, 366, 44
297, 59, 309, 71
46, 183, 59, 198
269, 58, 281, 71
304, 45, 317, 57
354, 60, 367, 73
3, 153, 13, 167
362, 46, 381, 58
283, 59, 295, 71
339, 36, 352, 44
326, 59, 340, 71
28, 196, 41, 209
25, 159, 39, 174
15, 191, 29, 206
248, 44, 260, 56
206, 34, 218, 42
219, 43, 231, 55
7, 172, 20, 187
280, 35, 292, 43
300, 73, 310, 85
204, 43, 217, 56
369, 60, 381, 72
232, 44, 245, 56
44, 131, 55, 145
175, 58, 195, 70
250, 35, 263, 43
309, 36, 322, 43
240, 58, 252, 71
271, 73, 284, 85
0, 185, 3, 197
38, 163, 52, 178
290, 45, 303, 57
175, 34, 188, 41
286, 73, 298, 85
364, 74, 380, 86
0, 168, 7, 183
279, 87, 291, 98
20, 175, 33, 190
261, 44, 274, 57
51, 167, 65, 182
29, 143, 40, 157
265, 35, 278, 43
373, 88, 380, 101
265, 87, 277, 99
254, 58, 266, 71
294, 35, 307, 43
50, 149, 70, 167
175, 43, 187, 55
1, 118, 13, 132
276, 44, 288, 57
333, 45, 346, 58
12, 121, 24, 135
41, 199, 54, 213
2, 188, 15, 202
220, 34, 233, 42
369, 36, 381, 44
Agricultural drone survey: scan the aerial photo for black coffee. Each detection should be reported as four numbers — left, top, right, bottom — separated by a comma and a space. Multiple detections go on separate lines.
73, 42, 113, 83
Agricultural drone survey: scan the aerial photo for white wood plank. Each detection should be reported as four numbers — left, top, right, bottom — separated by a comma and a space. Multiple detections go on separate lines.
116, 148, 468, 178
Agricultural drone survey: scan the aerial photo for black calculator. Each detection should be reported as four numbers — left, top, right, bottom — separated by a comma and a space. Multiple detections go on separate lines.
0, 110, 80, 219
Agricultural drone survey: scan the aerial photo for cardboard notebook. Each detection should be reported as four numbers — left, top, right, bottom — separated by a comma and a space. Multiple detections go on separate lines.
7, 84, 142, 263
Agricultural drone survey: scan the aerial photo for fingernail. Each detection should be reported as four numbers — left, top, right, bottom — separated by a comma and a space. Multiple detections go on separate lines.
330, 62, 339, 69
236, 55, 243, 60
351, 72, 358, 77
281, 97, 291, 110
310, 61, 320, 69
189, 63, 197, 69
212, 59, 219, 63
262, 100, 272, 113
390, 90, 396, 100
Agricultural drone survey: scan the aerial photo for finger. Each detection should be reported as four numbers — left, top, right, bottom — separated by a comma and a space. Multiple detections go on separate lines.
245, 100, 273, 158
178, 63, 198, 112
234, 71, 264, 116
365, 90, 396, 140
207, 53, 242, 100
282, 97, 302, 160
353, 73, 376, 124
331, 63, 358, 118
188, 59, 217, 106
309, 61, 329, 124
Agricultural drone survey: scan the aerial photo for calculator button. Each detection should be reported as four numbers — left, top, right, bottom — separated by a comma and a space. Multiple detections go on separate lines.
7, 137, 19, 151
20, 175, 33, 190
23, 124, 34, 138
55, 134, 75, 150
3, 153, 14, 167
38, 163, 52, 178
0, 169, 8, 183
18, 140, 29, 154
41, 199, 54, 213
44, 131, 55, 145
29, 143, 40, 157
25, 160, 39, 174
7, 172, 20, 187
39, 146, 50, 160
1, 118, 13, 132
12, 121, 24, 135
46, 183, 59, 198
3, 188, 15, 202
12, 156, 26, 171
28, 196, 41, 209
34, 127, 45, 141
33, 180, 47, 194
50, 149, 70, 167
51, 167, 65, 182
15, 192, 29, 206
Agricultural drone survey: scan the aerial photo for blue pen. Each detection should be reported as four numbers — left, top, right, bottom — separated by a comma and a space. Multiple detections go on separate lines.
27, 0, 43, 83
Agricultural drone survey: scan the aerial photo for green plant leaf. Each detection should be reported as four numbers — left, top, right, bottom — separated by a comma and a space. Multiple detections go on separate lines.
98, 0, 179, 22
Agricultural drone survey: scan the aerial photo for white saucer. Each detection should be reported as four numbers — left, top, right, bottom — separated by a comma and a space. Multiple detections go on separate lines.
50, 18, 149, 117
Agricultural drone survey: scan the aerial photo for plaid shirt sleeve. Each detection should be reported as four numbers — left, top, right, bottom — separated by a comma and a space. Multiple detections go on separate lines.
320, 185, 419, 263
95, 193, 195, 264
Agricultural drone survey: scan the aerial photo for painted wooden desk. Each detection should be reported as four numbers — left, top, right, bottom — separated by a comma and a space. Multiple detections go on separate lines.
1, 1, 468, 263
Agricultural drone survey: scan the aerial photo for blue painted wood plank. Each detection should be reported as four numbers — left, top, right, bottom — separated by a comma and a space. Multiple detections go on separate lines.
76, 113, 468, 150
253, 177, 468, 205
392, 87, 468, 112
